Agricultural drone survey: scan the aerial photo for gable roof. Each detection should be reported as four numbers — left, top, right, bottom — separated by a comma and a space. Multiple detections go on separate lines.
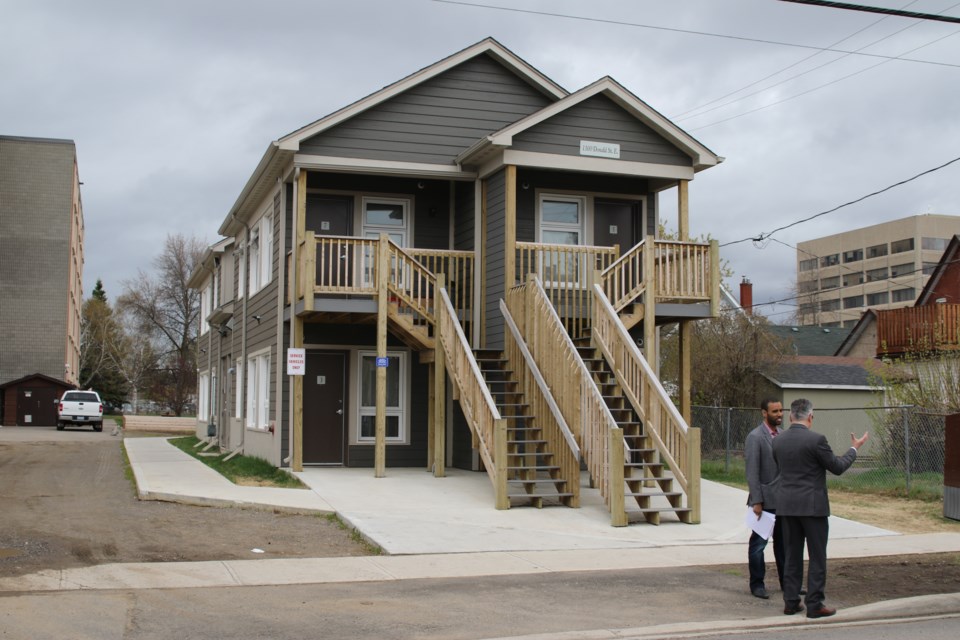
457, 76, 720, 172
0, 372, 74, 390
763, 356, 881, 389
768, 325, 852, 356
916, 234, 960, 305
834, 310, 877, 356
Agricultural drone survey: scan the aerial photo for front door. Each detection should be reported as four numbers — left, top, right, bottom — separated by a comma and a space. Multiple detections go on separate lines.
306, 195, 354, 288
594, 199, 641, 253
302, 351, 347, 465
18, 387, 59, 426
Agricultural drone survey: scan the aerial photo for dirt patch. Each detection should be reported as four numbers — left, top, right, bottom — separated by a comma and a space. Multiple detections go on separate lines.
0, 439, 372, 578
830, 490, 958, 534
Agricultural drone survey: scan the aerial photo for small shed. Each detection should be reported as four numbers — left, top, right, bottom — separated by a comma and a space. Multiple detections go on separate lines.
0, 373, 74, 427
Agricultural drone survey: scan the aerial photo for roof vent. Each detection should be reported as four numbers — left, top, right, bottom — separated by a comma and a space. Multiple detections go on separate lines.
791, 327, 799, 332
823, 328, 831, 333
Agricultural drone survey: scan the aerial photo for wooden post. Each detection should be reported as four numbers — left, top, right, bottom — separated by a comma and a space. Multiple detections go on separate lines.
479, 180, 488, 348
677, 179, 689, 241
679, 319, 692, 427
292, 316, 304, 472
609, 427, 627, 527
434, 274, 447, 477
709, 239, 720, 317
375, 233, 389, 478
687, 427, 702, 524
427, 363, 435, 471
494, 417, 509, 509
643, 234, 656, 367
505, 165, 517, 289
303, 231, 315, 312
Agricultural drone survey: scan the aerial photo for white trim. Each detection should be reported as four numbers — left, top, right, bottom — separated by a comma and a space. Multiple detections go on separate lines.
774, 383, 878, 391
294, 154, 477, 180
354, 350, 409, 445
502, 150, 695, 180
245, 347, 271, 431
278, 39, 566, 150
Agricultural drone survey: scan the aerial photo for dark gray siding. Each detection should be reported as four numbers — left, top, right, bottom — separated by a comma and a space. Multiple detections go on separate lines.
484, 170, 506, 350
299, 54, 554, 165
454, 181, 475, 251
512, 95, 692, 167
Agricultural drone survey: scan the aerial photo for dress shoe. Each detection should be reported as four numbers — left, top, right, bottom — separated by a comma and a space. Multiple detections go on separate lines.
800, 587, 807, 596
783, 603, 804, 615
752, 588, 770, 599
807, 605, 836, 619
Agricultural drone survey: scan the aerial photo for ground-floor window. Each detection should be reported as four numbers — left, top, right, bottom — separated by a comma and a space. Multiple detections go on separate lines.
198, 372, 210, 422
356, 350, 406, 443
245, 349, 270, 430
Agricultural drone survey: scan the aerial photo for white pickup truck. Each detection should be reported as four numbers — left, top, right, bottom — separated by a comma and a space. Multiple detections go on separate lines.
57, 390, 104, 432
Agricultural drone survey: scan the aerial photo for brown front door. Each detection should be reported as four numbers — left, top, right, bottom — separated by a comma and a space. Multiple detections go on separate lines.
18, 387, 59, 426
303, 351, 347, 465
594, 199, 641, 253
306, 195, 354, 288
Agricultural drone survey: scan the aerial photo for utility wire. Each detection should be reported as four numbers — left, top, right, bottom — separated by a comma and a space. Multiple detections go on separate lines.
779, 0, 960, 24
720, 155, 960, 248
431, 0, 960, 68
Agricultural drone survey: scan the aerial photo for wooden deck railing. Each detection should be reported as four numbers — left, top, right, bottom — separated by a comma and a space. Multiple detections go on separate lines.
516, 242, 619, 339
592, 283, 701, 522
877, 304, 960, 356
501, 298, 581, 507
505, 275, 626, 525
437, 286, 509, 508
406, 247, 475, 340
601, 238, 716, 312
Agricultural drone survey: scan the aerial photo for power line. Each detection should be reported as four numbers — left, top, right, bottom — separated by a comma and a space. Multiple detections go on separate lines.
720, 155, 960, 248
431, 0, 960, 68
779, 0, 960, 24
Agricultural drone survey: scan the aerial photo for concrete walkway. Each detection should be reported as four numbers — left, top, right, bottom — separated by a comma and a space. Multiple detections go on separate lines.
3, 431, 960, 635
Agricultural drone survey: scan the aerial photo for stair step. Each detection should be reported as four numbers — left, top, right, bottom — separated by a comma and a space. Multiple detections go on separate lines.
625, 491, 682, 499
508, 491, 575, 499
506, 465, 560, 471
508, 439, 548, 445
508, 478, 568, 486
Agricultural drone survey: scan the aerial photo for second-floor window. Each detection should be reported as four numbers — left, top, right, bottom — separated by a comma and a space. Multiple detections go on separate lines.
248, 212, 273, 296
539, 195, 585, 285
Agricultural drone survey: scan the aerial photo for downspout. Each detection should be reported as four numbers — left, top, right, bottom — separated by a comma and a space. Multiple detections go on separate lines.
284, 167, 299, 466
231, 210, 251, 456
274, 176, 286, 467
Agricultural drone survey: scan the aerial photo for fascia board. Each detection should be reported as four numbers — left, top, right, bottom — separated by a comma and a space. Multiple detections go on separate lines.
218, 143, 290, 236
502, 150, 695, 180
278, 39, 567, 151
294, 154, 477, 180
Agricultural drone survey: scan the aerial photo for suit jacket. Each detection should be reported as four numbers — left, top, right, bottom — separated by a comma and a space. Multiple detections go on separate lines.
745, 423, 780, 509
772, 423, 858, 517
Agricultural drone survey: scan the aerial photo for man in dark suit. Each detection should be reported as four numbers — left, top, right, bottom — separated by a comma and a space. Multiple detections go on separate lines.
773, 398, 868, 619
745, 398, 784, 599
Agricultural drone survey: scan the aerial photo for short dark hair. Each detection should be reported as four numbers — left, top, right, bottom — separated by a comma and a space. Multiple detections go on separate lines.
760, 397, 781, 412
790, 398, 814, 422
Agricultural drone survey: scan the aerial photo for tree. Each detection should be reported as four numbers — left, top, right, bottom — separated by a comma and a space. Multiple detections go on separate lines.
79, 279, 129, 404
118, 234, 205, 416
110, 306, 159, 415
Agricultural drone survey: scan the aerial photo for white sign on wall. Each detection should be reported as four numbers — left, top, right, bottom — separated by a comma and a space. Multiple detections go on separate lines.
579, 140, 620, 159
287, 348, 306, 375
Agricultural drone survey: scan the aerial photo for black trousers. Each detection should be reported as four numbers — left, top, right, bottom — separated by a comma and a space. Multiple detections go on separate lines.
780, 515, 829, 608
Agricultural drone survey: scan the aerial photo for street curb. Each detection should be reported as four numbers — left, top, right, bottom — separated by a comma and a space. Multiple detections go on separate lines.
476, 593, 960, 640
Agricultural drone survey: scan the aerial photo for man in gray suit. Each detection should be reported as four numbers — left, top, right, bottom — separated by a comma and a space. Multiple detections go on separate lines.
773, 398, 868, 619
745, 397, 785, 599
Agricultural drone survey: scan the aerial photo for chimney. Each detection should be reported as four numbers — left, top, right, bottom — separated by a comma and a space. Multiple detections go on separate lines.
740, 276, 753, 316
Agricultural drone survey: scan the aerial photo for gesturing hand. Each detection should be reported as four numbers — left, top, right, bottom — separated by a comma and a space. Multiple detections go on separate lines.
850, 431, 869, 450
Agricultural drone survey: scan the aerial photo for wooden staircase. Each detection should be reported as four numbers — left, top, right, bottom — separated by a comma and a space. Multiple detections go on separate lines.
573, 333, 692, 524
473, 349, 577, 508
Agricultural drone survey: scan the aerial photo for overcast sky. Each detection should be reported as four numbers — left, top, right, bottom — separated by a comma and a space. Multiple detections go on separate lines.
3, 0, 959, 322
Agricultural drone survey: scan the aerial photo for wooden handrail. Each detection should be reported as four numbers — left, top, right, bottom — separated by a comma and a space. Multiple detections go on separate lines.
505, 275, 626, 525
592, 283, 700, 521
437, 286, 508, 508
386, 239, 436, 326
601, 239, 714, 312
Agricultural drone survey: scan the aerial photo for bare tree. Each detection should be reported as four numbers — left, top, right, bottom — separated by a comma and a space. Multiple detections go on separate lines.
79, 279, 128, 404
118, 234, 205, 416
110, 306, 159, 415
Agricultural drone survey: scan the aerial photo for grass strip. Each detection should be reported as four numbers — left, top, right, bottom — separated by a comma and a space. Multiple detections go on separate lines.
168, 436, 306, 489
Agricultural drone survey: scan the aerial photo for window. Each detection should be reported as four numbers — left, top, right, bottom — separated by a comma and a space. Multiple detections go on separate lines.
820, 276, 840, 290
923, 262, 939, 275
843, 272, 864, 286
866, 267, 888, 282
890, 263, 914, 278
798, 280, 818, 293
235, 359, 243, 419
362, 198, 410, 287
891, 287, 915, 303
866, 243, 888, 259
358, 351, 406, 442
245, 350, 270, 429
248, 212, 273, 295
198, 372, 210, 422
539, 195, 584, 285
819, 254, 839, 268
843, 249, 863, 263
820, 299, 840, 312
843, 295, 863, 309
799, 258, 818, 272
237, 248, 246, 299
867, 291, 889, 305
200, 284, 212, 328
922, 237, 949, 251
798, 302, 815, 315
891, 238, 914, 254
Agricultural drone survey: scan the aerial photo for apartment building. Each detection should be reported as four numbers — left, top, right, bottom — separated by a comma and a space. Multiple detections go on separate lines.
796, 214, 960, 327
0, 136, 84, 388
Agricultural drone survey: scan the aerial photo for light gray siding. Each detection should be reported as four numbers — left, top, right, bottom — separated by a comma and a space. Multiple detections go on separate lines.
484, 170, 506, 350
299, 54, 554, 165
512, 95, 692, 167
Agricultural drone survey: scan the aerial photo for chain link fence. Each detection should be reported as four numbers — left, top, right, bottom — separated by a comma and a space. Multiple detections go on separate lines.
693, 405, 947, 498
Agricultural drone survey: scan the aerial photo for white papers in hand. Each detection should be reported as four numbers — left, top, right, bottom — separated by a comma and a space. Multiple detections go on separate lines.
744, 508, 776, 540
